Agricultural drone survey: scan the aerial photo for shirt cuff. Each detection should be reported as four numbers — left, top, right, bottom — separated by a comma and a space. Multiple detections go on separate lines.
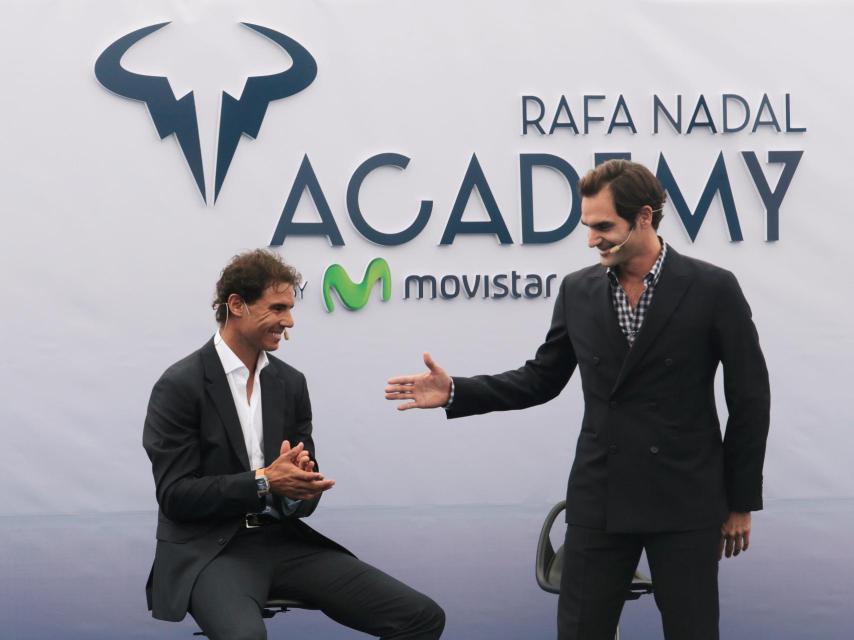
280, 496, 302, 516
443, 378, 455, 409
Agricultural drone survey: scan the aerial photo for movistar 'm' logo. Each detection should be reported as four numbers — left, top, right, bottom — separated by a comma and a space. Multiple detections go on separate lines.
322, 258, 392, 312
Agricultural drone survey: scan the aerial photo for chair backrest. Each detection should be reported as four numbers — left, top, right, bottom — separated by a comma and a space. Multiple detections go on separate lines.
535, 500, 567, 594
534, 500, 654, 600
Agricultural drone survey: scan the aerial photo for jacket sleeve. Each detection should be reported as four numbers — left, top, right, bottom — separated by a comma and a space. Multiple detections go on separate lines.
143, 372, 263, 522
289, 372, 322, 518
446, 276, 577, 418
713, 270, 771, 512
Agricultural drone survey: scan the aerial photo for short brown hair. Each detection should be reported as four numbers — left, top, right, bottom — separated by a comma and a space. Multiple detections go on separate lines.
213, 250, 302, 323
578, 160, 666, 230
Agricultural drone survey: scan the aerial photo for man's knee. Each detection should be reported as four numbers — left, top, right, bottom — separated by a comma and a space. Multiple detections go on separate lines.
406, 594, 445, 637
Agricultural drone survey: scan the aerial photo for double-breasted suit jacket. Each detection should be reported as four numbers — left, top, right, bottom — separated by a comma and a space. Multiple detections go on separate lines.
142, 339, 348, 621
447, 247, 770, 533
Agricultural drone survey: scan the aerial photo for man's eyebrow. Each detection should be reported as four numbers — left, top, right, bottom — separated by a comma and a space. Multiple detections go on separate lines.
582, 221, 612, 228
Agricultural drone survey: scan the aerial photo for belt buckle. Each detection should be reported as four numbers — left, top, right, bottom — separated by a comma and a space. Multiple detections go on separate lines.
244, 514, 261, 529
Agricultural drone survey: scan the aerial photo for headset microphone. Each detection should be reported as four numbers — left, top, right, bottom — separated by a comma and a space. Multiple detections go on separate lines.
607, 226, 634, 255
605, 206, 664, 255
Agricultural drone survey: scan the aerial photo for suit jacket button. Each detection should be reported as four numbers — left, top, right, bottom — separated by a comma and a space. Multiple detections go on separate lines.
649, 445, 660, 455
609, 400, 618, 408
608, 444, 618, 454
592, 356, 601, 365
217, 537, 227, 545
664, 358, 673, 366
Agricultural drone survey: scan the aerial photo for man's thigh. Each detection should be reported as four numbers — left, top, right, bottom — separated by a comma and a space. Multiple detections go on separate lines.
644, 528, 720, 640
189, 531, 274, 640
557, 526, 643, 640
271, 548, 444, 639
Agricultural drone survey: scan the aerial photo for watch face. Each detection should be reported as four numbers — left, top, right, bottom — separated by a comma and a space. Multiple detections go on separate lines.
256, 477, 269, 493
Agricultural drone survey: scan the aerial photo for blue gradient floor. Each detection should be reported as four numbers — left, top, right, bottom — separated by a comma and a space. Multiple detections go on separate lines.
1, 500, 852, 639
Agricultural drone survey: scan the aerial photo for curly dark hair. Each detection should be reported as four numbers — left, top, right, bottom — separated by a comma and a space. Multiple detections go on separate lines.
213, 250, 302, 323
578, 160, 666, 230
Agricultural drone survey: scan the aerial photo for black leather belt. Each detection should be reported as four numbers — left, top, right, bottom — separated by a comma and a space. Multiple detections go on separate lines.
244, 513, 280, 529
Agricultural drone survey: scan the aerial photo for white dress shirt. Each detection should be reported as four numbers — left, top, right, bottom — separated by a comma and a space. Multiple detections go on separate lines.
213, 332, 301, 515
214, 331, 268, 470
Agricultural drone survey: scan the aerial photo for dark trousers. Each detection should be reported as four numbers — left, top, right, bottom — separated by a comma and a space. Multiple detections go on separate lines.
189, 523, 445, 640
557, 525, 720, 640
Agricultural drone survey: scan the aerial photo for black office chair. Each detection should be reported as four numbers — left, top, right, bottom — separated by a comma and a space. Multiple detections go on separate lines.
536, 500, 653, 640
192, 598, 318, 636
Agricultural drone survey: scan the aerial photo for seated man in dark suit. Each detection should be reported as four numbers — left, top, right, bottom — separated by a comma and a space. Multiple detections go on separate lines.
143, 249, 444, 640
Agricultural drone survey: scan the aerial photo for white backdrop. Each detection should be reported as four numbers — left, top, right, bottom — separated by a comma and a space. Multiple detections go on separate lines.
1, 0, 852, 519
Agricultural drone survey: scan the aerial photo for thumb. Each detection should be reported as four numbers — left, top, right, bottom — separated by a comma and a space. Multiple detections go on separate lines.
423, 351, 438, 372
280, 440, 291, 456
285, 442, 305, 461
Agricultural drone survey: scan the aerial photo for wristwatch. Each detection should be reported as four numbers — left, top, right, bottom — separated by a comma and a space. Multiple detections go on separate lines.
255, 473, 271, 497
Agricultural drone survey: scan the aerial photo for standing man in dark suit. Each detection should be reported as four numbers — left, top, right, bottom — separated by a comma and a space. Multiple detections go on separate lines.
385, 160, 769, 640
144, 249, 444, 640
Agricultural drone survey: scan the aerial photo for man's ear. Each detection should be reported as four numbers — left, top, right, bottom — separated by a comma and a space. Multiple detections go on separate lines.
638, 205, 654, 228
227, 293, 247, 318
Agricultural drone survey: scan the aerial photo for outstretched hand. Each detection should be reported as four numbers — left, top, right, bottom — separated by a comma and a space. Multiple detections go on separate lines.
385, 352, 452, 411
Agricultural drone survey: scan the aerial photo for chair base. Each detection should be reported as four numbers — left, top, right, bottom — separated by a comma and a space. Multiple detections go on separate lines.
192, 598, 318, 636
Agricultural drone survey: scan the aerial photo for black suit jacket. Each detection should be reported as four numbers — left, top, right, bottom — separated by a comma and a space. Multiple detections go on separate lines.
142, 339, 348, 621
447, 248, 770, 533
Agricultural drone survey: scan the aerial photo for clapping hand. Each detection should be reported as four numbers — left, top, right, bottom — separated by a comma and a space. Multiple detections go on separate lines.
263, 440, 334, 500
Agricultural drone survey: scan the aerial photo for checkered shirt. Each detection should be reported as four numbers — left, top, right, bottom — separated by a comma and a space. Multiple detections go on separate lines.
606, 242, 668, 347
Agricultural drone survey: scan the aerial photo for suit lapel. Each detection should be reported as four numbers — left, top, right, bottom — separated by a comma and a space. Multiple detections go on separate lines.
590, 269, 630, 363
202, 340, 251, 471
610, 247, 692, 396
261, 364, 286, 467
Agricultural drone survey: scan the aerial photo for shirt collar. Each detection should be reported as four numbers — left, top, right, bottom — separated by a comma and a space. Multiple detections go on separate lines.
607, 237, 668, 285
213, 331, 269, 376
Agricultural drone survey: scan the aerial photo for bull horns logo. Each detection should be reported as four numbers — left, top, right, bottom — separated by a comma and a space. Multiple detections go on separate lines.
95, 22, 317, 204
